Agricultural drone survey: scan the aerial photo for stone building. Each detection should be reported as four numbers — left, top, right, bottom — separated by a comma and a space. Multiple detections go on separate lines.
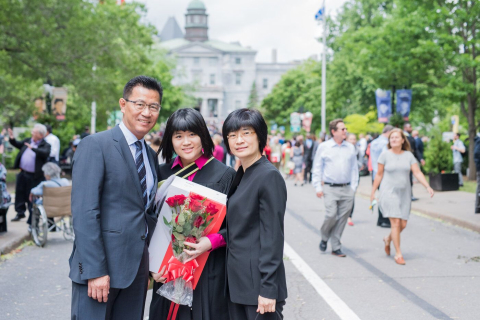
158, 0, 300, 124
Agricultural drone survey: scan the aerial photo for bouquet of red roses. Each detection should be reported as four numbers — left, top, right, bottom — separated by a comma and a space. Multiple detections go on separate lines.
157, 192, 220, 306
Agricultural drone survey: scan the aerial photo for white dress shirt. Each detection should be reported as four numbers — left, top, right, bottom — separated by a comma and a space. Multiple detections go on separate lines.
312, 139, 359, 193
45, 133, 60, 161
119, 122, 154, 201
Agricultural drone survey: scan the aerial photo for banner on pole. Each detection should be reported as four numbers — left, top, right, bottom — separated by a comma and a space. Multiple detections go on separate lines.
290, 112, 301, 132
52, 87, 68, 121
315, 7, 325, 21
375, 89, 392, 123
396, 89, 412, 121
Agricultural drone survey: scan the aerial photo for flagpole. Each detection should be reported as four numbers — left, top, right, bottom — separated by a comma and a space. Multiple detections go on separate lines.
321, 0, 327, 134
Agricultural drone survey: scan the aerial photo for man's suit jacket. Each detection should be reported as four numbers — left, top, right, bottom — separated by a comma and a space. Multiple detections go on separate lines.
303, 141, 314, 164
226, 156, 288, 305
9, 137, 51, 182
415, 137, 424, 161
69, 125, 159, 289
405, 133, 418, 161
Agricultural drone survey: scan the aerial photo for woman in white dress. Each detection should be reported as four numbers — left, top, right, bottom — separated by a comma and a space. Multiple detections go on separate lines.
370, 129, 434, 265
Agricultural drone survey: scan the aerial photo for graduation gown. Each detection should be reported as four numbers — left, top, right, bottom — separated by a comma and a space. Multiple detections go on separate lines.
149, 158, 236, 320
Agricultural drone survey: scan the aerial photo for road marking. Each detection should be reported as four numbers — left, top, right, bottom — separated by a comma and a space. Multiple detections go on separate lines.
284, 241, 361, 320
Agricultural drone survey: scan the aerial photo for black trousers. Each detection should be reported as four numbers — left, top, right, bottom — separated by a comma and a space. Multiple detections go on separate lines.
372, 176, 390, 226
228, 300, 285, 320
303, 160, 313, 183
71, 244, 149, 320
14, 171, 38, 224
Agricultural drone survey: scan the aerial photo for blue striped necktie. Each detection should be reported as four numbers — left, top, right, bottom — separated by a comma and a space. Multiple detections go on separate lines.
134, 141, 148, 207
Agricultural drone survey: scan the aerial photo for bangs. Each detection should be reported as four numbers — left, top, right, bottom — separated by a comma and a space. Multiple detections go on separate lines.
170, 114, 202, 135
223, 112, 256, 135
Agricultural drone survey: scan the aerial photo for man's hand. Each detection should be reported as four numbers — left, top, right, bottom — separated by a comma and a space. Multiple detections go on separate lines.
29, 193, 33, 202
88, 275, 110, 303
316, 191, 324, 198
257, 295, 276, 314
7, 128, 14, 139
24, 142, 32, 149
420, 159, 425, 166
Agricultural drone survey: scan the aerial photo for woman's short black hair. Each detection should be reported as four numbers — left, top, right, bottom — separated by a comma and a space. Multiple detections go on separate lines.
160, 108, 214, 163
222, 108, 268, 154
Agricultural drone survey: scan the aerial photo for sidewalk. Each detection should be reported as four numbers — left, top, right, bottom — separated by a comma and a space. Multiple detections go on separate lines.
357, 176, 480, 233
0, 196, 31, 255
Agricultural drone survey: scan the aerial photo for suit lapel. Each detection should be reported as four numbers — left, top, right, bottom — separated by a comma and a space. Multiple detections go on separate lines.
112, 126, 144, 202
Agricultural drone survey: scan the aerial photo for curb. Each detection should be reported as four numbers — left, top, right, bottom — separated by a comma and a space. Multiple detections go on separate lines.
0, 232, 31, 255
357, 191, 480, 234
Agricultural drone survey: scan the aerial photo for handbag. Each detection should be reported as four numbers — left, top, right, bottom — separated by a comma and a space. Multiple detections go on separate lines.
255, 311, 283, 319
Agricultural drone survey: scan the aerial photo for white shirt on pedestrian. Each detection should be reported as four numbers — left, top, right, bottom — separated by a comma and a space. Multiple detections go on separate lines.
312, 139, 359, 193
453, 139, 465, 164
45, 133, 60, 161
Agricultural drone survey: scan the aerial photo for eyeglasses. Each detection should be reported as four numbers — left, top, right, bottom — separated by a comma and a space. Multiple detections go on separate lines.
339, 128, 348, 131
124, 99, 161, 113
226, 130, 255, 141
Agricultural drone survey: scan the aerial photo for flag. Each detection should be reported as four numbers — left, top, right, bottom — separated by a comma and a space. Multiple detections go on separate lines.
315, 7, 325, 21
375, 89, 392, 123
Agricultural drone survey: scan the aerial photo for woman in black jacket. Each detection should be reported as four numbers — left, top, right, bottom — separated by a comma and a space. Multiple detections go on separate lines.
222, 109, 288, 319
149, 108, 235, 320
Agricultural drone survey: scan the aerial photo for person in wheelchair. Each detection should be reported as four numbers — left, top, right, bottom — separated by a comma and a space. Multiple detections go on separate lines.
29, 162, 70, 204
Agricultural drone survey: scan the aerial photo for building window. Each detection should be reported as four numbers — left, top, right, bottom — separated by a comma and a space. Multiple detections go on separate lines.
235, 73, 241, 85
263, 78, 268, 89
235, 57, 241, 65
210, 74, 215, 85
209, 57, 218, 66
235, 100, 241, 108
193, 57, 200, 65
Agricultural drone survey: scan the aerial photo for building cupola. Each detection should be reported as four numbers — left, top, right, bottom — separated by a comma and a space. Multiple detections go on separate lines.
185, 0, 208, 42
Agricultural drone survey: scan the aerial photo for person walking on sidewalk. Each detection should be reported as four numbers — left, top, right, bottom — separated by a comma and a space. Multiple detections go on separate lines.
370, 129, 434, 265
312, 119, 358, 258
8, 124, 51, 224
44, 125, 60, 164
451, 133, 466, 187
474, 133, 480, 214
370, 125, 394, 228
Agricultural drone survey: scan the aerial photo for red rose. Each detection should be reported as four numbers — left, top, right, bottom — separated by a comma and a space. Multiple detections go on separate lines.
175, 194, 187, 206
175, 215, 179, 224
193, 216, 205, 228
171, 234, 175, 241
185, 236, 197, 244
189, 200, 203, 212
205, 203, 219, 216
190, 194, 204, 201
166, 196, 176, 207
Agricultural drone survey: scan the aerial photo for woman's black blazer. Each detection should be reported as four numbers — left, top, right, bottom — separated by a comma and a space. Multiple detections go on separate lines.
226, 156, 288, 305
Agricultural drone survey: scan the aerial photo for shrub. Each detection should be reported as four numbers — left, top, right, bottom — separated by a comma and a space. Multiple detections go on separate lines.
424, 136, 453, 174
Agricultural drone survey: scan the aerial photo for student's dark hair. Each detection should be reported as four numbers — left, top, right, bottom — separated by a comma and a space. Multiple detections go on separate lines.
222, 108, 268, 154
123, 75, 163, 103
159, 108, 214, 163
45, 124, 52, 134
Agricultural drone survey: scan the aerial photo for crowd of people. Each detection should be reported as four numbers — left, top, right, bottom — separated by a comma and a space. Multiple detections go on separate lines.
0, 74, 475, 320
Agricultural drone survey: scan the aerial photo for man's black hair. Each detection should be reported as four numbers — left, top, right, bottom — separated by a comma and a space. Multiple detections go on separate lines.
222, 108, 268, 154
123, 75, 163, 103
160, 108, 214, 163
45, 124, 52, 134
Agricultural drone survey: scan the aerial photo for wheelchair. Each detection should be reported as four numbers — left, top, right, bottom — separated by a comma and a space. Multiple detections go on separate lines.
31, 186, 74, 247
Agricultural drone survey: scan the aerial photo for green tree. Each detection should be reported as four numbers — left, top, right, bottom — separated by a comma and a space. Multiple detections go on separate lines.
344, 111, 384, 135
0, 0, 188, 133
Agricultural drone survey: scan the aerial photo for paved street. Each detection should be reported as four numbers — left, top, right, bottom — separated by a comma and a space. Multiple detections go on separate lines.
1, 179, 479, 319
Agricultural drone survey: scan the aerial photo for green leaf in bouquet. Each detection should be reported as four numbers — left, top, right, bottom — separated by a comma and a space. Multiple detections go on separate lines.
175, 226, 183, 233
163, 216, 171, 227
178, 213, 186, 226
173, 232, 185, 240
183, 223, 192, 234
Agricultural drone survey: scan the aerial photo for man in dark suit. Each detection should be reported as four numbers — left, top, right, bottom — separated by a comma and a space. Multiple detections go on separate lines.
8, 124, 51, 224
412, 130, 425, 166
303, 134, 315, 183
404, 122, 418, 201
69, 76, 162, 319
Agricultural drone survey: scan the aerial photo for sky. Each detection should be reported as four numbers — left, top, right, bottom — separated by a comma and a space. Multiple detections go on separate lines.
137, 0, 350, 63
